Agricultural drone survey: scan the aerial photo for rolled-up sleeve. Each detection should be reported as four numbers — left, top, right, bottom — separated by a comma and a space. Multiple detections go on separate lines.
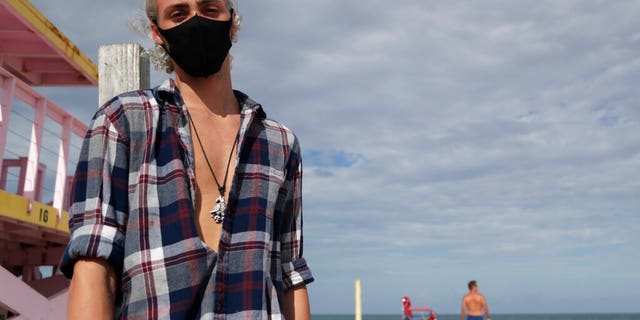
279, 136, 314, 289
60, 105, 129, 279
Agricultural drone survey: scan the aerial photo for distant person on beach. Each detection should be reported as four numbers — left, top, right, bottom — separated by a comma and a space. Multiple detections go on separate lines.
60, 0, 313, 318
462, 280, 491, 320
402, 296, 414, 320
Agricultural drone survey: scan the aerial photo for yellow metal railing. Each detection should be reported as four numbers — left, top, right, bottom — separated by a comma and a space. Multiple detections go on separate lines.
0, 189, 69, 233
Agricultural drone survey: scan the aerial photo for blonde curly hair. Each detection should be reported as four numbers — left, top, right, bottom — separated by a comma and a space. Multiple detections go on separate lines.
139, 0, 241, 73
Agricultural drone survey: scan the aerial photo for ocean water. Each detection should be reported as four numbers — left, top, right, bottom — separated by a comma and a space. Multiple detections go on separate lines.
312, 315, 640, 320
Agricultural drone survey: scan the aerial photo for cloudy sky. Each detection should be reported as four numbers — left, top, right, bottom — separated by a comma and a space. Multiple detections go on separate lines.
26, 0, 640, 314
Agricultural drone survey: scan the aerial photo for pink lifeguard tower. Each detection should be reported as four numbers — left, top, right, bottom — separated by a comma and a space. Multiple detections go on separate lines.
0, 0, 97, 318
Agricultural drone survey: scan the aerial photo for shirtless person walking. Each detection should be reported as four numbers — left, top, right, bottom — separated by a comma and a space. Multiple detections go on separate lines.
462, 280, 491, 320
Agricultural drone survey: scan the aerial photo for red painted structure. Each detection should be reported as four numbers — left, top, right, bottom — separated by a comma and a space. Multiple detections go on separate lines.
402, 296, 437, 320
0, 0, 97, 318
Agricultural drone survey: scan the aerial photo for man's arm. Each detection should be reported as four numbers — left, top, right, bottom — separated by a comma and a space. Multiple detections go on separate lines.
279, 137, 314, 319
482, 295, 491, 320
461, 297, 467, 320
282, 284, 311, 320
67, 258, 117, 320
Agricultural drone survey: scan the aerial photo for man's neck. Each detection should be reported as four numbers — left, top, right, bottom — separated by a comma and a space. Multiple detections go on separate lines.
174, 60, 239, 116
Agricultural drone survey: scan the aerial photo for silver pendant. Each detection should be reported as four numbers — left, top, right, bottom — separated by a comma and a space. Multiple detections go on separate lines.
210, 195, 226, 224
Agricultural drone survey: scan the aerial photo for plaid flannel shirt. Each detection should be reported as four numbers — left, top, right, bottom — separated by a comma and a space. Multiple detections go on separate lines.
61, 79, 313, 319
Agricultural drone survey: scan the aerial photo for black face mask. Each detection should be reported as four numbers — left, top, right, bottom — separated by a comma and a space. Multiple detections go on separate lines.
157, 12, 233, 78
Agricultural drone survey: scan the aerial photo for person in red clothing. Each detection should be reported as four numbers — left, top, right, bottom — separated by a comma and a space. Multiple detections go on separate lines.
403, 295, 438, 320
402, 296, 414, 320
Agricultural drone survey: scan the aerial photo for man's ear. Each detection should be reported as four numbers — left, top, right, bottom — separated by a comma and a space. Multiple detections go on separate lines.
150, 23, 165, 46
230, 11, 241, 42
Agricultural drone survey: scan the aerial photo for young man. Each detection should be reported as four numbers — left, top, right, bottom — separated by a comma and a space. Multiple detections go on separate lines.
61, 0, 313, 318
461, 281, 491, 320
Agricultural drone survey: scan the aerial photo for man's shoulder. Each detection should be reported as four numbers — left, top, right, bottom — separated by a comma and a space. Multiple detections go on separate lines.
89, 87, 170, 136
94, 86, 169, 125
100, 79, 178, 113
261, 117, 295, 134
235, 89, 300, 150
463, 292, 484, 300
261, 117, 300, 150
100, 88, 158, 113
472, 293, 486, 301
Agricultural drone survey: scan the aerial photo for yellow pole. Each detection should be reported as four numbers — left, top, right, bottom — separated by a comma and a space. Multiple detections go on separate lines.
355, 279, 362, 320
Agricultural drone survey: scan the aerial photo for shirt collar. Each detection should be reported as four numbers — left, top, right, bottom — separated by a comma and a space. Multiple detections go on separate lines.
154, 78, 266, 119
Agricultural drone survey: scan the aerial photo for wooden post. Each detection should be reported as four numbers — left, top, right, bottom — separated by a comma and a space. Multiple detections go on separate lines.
355, 279, 362, 320
98, 43, 150, 106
